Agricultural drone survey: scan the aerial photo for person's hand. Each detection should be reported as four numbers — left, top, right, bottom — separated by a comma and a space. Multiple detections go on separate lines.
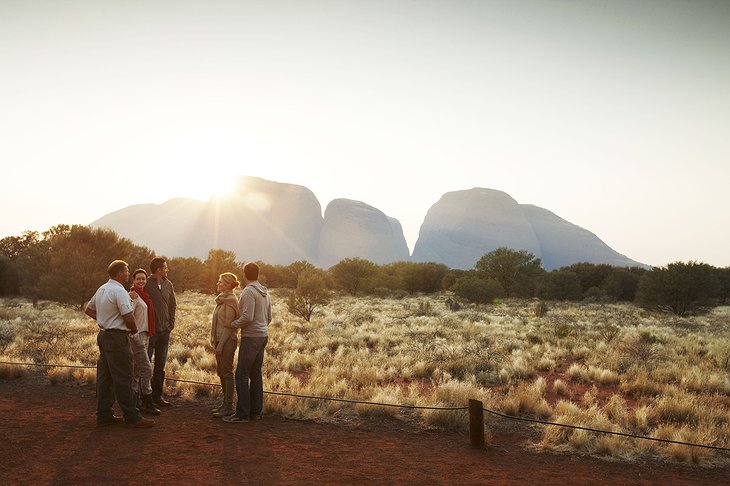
127, 324, 138, 334
129, 291, 139, 300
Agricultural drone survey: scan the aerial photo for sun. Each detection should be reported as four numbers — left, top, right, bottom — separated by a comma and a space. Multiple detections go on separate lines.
171, 174, 237, 201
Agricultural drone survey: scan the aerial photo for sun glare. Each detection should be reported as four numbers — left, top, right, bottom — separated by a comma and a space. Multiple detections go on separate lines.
172, 174, 236, 201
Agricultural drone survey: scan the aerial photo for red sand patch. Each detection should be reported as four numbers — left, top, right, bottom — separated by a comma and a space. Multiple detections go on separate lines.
0, 376, 726, 485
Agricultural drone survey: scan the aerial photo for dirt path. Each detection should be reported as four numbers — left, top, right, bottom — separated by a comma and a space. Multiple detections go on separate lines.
0, 376, 727, 485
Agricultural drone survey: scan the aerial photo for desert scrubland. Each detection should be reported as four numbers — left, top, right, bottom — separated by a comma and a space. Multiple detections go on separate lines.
1, 292, 728, 465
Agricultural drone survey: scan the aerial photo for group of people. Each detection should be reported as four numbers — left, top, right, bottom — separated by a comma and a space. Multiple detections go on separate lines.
84, 257, 272, 427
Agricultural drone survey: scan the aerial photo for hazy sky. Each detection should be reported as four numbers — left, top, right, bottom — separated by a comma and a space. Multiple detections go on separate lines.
1, 0, 728, 268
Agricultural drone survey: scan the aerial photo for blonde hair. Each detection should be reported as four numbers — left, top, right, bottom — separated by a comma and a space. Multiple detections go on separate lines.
219, 272, 240, 289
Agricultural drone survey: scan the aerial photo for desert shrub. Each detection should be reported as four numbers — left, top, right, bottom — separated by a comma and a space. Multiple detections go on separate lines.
0, 321, 15, 353
453, 273, 503, 304
618, 331, 663, 371
536, 270, 581, 301
475, 248, 545, 297
635, 261, 720, 316
287, 270, 331, 322
444, 297, 462, 311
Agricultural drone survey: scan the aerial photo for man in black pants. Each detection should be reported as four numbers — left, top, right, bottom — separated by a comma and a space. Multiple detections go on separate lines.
85, 260, 154, 428
145, 257, 177, 408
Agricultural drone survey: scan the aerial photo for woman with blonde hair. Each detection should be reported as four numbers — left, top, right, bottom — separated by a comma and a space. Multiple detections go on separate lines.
210, 272, 240, 417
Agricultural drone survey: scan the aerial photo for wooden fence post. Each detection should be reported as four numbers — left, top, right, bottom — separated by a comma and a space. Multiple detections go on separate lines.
469, 399, 485, 449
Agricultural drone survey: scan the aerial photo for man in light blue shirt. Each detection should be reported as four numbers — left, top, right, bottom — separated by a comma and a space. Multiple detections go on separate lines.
85, 260, 154, 428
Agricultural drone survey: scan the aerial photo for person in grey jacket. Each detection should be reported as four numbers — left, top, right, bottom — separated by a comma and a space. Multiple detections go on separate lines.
144, 257, 177, 408
223, 262, 272, 423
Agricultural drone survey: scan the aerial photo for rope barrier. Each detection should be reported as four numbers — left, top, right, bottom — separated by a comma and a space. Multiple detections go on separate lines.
2, 360, 728, 452
481, 407, 730, 452
0, 360, 95, 369
165, 377, 467, 411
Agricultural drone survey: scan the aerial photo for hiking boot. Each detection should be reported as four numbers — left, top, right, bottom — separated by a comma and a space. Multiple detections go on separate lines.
97, 415, 124, 426
142, 394, 161, 415
126, 417, 155, 428
153, 396, 172, 407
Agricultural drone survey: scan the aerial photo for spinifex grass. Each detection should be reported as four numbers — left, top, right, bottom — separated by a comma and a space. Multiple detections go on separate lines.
1, 294, 728, 464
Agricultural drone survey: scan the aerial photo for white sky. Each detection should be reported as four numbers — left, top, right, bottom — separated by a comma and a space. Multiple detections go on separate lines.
1, 0, 728, 268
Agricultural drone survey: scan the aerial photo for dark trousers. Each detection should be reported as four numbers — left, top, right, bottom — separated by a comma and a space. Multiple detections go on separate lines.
234, 336, 268, 418
96, 330, 140, 424
147, 329, 171, 399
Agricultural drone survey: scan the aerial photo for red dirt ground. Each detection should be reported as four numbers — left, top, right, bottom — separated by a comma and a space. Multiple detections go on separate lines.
0, 376, 727, 485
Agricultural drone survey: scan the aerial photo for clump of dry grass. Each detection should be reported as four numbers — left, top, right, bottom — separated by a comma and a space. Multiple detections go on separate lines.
502, 378, 553, 419
0, 357, 30, 379
46, 360, 95, 385
566, 363, 589, 383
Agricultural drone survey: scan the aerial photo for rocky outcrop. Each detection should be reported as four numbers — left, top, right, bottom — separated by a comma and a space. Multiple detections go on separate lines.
412, 188, 542, 269
317, 199, 410, 268
520, 204, 644, 270
91, 177, 323, 264
91, 177, 647, 270
412, 188, 645, 270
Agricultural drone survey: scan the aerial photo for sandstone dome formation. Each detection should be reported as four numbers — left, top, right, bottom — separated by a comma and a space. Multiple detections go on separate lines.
317, 198, 410, 268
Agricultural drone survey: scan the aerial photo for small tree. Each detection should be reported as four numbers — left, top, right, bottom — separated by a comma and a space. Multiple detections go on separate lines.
167, 256, 206, 292
328, 257, 378, 296
536, 269, 581, 301
287, 270, 331, 321
475, 247, 544, 297
635, 261, 720, 316
203, 249, 239, 293
453, 273, 504, 304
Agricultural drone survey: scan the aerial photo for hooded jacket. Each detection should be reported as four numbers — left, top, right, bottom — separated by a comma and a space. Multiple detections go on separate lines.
231, 281, 272, 338
211, 290, 240, 352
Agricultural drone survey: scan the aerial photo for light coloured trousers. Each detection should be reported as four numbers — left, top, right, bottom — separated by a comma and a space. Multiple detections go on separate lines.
216, 334, 238, 380
130, 331, 153, 396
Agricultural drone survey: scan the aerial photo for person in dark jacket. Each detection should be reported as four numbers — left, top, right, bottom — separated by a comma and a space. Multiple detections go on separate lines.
144, 257, 177, 407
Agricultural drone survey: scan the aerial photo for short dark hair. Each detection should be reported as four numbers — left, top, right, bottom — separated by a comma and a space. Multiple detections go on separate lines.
150, 257, 166, 274
243, 262, 259, 281
132, 268, 148, 279
107, 260, 128, 278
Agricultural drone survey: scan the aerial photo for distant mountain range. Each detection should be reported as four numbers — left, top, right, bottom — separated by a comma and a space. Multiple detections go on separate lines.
90, 176, 647, 270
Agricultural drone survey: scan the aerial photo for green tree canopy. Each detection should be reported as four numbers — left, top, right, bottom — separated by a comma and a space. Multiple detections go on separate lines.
287, 269, 331, 321
203, 249, 239, 293
536, 269, 582, 301
328, 257, 378, 296
14, 225, 153, 308
453, 272, 503, 304
167, 256, 206, 292
475, 247, 544, 297
635, 261, 720, 316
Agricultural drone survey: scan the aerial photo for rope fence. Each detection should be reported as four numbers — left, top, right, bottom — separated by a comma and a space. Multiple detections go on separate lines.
1, 360, 728, 453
